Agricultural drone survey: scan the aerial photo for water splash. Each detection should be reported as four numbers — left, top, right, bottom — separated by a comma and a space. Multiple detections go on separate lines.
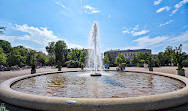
87, 21, 103, 75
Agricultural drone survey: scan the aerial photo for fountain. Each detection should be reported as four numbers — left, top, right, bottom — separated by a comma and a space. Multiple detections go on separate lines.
0, 22, 188, 111
88, 22, 102, 76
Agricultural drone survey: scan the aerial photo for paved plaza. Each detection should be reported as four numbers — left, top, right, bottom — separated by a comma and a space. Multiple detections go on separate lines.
0, 66, 188, 111
0, 66, 187, 83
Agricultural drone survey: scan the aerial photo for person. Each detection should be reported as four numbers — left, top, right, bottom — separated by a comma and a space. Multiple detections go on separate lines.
116, 66, 121, 70
105, 64, 108, 69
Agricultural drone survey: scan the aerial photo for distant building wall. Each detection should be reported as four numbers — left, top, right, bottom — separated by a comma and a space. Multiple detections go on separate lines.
104, 49, 151, 65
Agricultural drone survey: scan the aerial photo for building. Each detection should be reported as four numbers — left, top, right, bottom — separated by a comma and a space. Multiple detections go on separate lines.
104, 49, 151, 65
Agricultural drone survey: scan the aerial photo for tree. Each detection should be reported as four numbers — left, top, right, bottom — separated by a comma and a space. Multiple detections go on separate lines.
152, 55, 160, 67
115, 53, 126, 65
147, 54, 153, 68
47, 53, 56, 66
36, 54, 47, 66
0, 48, 7, 65
0, 40, 12, 53
131, 54, 138, 66
136, 52, 149, 67
46, 42, 55, 56
103, 55, 110, 64
164, 46, 175, 66
26, 49, 36, 66
67, 49, 81, 61
7, 49, 23, 66
157, 52, 165, 66
55, 40, 67, 66
79, 50, 88, 64
105, 52, 113, 65
174, 44, 186, 70
66, 49, 88, 68
12, 46, 29, 65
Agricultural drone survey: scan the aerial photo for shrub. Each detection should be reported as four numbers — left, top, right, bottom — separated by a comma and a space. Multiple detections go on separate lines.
66, 60, 81, 68
182, 60, 188, 67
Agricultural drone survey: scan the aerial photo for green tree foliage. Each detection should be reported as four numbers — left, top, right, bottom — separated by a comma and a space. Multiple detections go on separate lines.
115, 53, 126, 65
47, 53, 56, 66
55, 40, 67, 66
147, 54, 153, 68
131, 54, 138, 65
79, 50, 88, 64
0, 48, 7, 65
136, 52, 149, 67
105, 52, 113, 65
157, 52, 165, 66
103, 55, 110, 64
12, 46, 29, 65
66, 49, 88, 68
0, 40, 12, 53
164, 46, 175, 66
66, 60, 81, 68
182, 60, 188, 67
67, 49, 81, 61
7, 49, 23, 66
152, 55, 160, 67
45, 42, 55, 56
26, 49, 36, 66
36, 53, 47, 66
174, 44, 186, 70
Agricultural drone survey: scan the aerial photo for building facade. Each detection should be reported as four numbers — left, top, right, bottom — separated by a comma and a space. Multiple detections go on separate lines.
104, 49, 151, 65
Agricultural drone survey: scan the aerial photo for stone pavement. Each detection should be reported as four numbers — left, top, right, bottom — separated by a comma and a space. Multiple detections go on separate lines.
0, 66, 187, 84
0, 66, 187, 111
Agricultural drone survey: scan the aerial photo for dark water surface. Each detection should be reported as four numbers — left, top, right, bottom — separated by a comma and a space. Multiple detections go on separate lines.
11, 71, 185, 98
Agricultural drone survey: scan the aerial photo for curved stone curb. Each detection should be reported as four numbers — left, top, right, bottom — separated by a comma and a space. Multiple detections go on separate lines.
0, 70, 188, 111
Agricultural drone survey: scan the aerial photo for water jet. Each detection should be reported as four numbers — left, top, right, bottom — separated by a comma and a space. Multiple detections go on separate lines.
88, 22, 102, 76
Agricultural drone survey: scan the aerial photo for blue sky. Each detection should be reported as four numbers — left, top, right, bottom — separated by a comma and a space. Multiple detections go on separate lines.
0, 0, 187, 54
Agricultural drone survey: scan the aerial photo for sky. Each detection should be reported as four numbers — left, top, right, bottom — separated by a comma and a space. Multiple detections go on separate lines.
0, 0, 187, 54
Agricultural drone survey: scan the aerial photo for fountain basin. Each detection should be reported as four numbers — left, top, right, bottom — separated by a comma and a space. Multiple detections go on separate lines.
0, 71, 188, 111
90, 73, 102, 76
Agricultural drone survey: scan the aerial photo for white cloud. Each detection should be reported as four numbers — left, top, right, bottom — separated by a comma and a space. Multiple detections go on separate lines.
154, 0, 163, 5
13, 43, 35, 50
84, 5, 100, 14
122, 25, 139, 34
156, 6, 170, 13
182, 43, 188, 53
126, 31, 188, 53
175, 0, 188, 8
0, 35, 15, 42
17, 35, 30, 40
133, 36, 169, 47
132, 30, 149, 36
108, 15, 111, 18
160, 20, 173, 27
55, 2, 67, 10
170, 0, 188, 16
170, 9, 178, 16
133, 25, 139, 30
122, 28, 130, 34
122, 25, 149, 36
169, 31, 188, 43
0, 24, 84, 53
15, 24, 59, 46
67, 43, 83, 49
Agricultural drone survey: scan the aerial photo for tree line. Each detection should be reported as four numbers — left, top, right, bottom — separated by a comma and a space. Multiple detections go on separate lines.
104, 45, 188, 67
0, 40, 88, 69
45, 41, 88, 68
1, 39, 188, 69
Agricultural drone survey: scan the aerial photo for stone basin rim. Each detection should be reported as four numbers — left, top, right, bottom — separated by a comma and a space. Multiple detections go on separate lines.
0, 70, 188, 111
